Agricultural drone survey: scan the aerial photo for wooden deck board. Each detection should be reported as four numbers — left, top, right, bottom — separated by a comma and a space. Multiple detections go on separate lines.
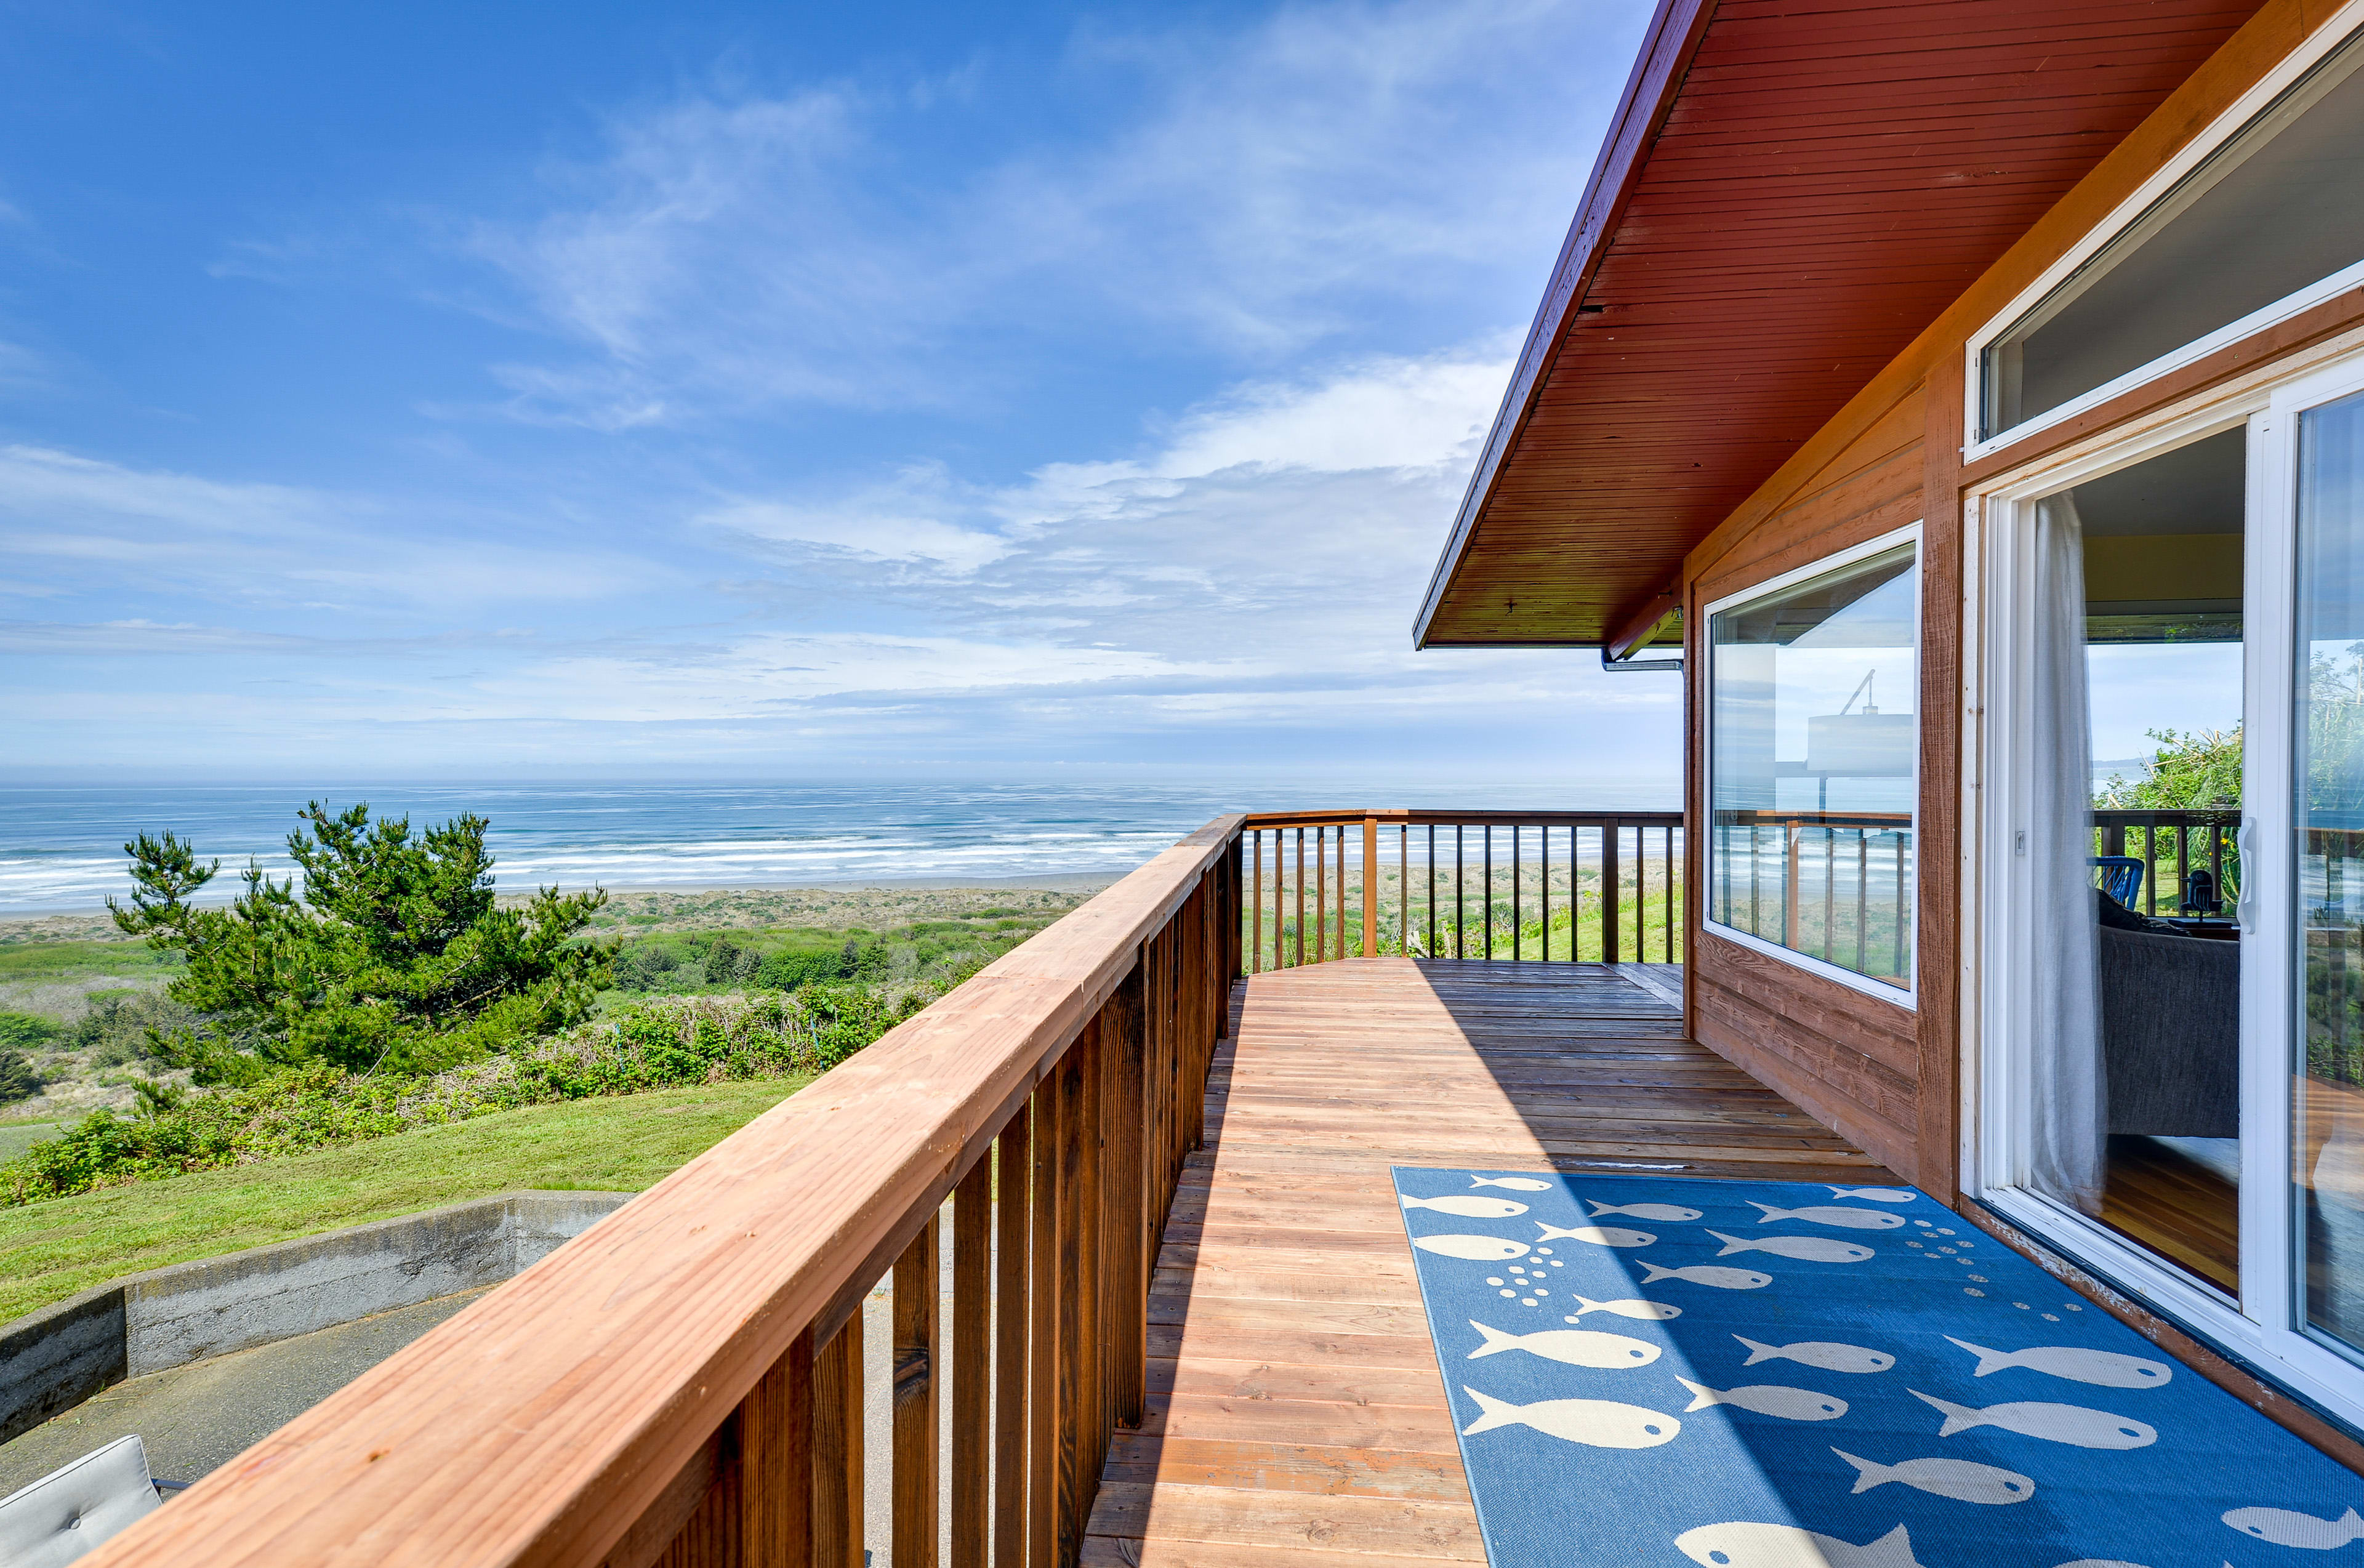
1090, 957, 1892, 1558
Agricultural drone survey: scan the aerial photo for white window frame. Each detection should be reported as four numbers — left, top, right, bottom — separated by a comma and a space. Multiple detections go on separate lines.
1963, 1, 2364, 460
1963, 348, 2364, 1433
1700, 523, 1922, 1009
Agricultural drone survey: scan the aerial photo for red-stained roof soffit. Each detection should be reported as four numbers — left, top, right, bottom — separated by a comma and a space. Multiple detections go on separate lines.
1414, 0, 2264, 653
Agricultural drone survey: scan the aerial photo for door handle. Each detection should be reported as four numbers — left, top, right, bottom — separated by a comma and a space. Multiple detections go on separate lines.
2236, 818, 2255, 931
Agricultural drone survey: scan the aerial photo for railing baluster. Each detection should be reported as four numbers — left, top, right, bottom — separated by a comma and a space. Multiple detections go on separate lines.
1542, 823, 1552, 961
1027, 1074, 1060, 1568
1893, 829, 1907, 980
2176, 816, 2190, 914
1855, 829, 1868, 975
1295, 827, 1306, 968
725, 1327, 813, 1568
1604, 820, 1622, 964
1055, 1031, 1091, 1564
1455, 826, 1465, 960
892, 1214, 939, 1568
1399, 823, 1410, 956
951, 1161, 991, 1568
1250, 831, 1263, 975
813, 1315, 862, 1568
1484, 826, 1494, 961
1512, 824, 1521, 961
1108, 962, 1148, 1430
992, 1113, 1029, 1568
1427, 824, 1437, 959
1664, 825, 1675, 963
1314, 825, 1327, 963
1341, 824, 1351, 959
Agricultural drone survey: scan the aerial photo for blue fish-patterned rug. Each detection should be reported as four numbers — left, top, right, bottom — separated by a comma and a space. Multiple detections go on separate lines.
1391, 1167, 2364, 1567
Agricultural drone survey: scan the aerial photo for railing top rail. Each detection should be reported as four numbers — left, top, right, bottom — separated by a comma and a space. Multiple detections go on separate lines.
2091, 808, 2241, 823
1709, 809, 1912, 827
1240, 808, 1684, 829
95, 813, 1248, 1568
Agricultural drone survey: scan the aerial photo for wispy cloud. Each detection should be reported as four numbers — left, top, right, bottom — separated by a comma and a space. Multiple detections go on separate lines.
0, 444, 667, 611
449, 0, 1620, 427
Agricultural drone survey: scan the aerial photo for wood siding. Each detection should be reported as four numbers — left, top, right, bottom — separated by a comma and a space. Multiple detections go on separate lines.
1670, 0, 2364, 1200
1686, 379, 1931, 1183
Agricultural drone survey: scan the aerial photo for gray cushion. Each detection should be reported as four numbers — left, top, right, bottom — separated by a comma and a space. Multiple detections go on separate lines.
2098, 924, 2240, 1138
0, 1434, 162, 1567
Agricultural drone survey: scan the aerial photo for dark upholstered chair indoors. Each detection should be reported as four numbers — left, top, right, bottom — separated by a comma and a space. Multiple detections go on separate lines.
2097, 917, 2240, 1140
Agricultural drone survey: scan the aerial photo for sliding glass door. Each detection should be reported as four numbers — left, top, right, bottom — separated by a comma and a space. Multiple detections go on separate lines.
1973, 353, 2364, 1427
2279, 368, 2364, 1366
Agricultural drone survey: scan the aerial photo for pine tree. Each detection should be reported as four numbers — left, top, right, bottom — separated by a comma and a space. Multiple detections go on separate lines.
110, 802, 614, 1081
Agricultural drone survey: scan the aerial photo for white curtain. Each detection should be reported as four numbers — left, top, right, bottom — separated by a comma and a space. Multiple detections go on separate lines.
2027, 493, 2105, 1214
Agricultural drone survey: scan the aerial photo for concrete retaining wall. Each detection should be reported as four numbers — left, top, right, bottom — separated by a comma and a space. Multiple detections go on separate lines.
0, 1191, 633, 1444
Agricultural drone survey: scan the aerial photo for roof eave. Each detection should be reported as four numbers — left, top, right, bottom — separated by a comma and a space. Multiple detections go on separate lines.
1411, 0, 1715, 650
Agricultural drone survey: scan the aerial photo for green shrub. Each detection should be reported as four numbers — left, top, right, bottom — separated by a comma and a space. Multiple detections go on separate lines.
70, 991, 200, 1067
0, 984, 916, 1207
755, 949, 848, 990
0, 1012, 59, 1051
109, 803, 612, 1081
0, 1049, 44, 1105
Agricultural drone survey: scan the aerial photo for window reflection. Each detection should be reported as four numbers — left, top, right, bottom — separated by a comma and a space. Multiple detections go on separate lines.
2296, 388, 2364, 1353
1708, 546, 1918, 990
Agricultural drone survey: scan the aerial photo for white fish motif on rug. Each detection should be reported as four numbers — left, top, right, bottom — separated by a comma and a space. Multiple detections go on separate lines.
1459, 1386, 1679, 1449
1568, 1295, 1683, 1321
1832, 1449, 2034, 1505
1639, 1261, 1772, 1290
1469, 1175, 1554, 1191
1413, 1234, 1530, 1261
1536, 1221, 1655, 1248
1910, 1389, 2156, 1450
1466, 1320, 1659, 1369
1830, 1186, 1918, 1203
1736, 1336, 1894, 1373
1587, 1199, 1703, 1222
1675, 1521, 1925, 1568
1401, 1194, 1529, 1219
1677, 1378, 1847, 1421
1748, 1201, 1907, 1231
1711, 1230, 1875, 1263
2221, 1505, 2364, 1549
1944, 1336, 2171, 1389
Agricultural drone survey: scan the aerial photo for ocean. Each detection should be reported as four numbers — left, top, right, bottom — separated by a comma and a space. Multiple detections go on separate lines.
0, 780, 1674, 916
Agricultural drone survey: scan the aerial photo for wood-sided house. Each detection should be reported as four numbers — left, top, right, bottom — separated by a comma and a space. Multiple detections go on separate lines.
1420, 0, 2364, 1437
60, 4, 2364, 1566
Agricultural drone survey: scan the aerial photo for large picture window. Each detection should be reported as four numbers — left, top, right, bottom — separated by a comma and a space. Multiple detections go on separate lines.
1707, 538, 1919, 999
1977, 23, 2364, 444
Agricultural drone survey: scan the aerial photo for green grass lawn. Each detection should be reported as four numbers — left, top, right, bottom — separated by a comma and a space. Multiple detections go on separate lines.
0, 1075, 809, 1324
0, 939, 182, 984
0, 1122, 60, 1162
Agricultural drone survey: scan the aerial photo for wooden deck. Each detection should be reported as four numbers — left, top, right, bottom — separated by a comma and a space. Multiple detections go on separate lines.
1088, 957, 1892, 1566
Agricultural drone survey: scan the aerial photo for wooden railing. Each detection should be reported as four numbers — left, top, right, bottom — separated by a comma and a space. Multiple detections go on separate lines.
2093, 807, 2240, 917
90, 816, 1244, 1568
1238, 810, 1685, 968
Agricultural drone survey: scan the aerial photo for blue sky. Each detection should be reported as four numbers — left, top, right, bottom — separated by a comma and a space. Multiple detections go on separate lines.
0, 0, 1684, 792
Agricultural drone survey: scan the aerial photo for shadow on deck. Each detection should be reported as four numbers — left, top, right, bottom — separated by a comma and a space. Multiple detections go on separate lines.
1089, 956, 1892, 1566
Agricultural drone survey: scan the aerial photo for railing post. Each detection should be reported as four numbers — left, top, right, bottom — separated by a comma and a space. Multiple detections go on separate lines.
1362, 816, 1379, 957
